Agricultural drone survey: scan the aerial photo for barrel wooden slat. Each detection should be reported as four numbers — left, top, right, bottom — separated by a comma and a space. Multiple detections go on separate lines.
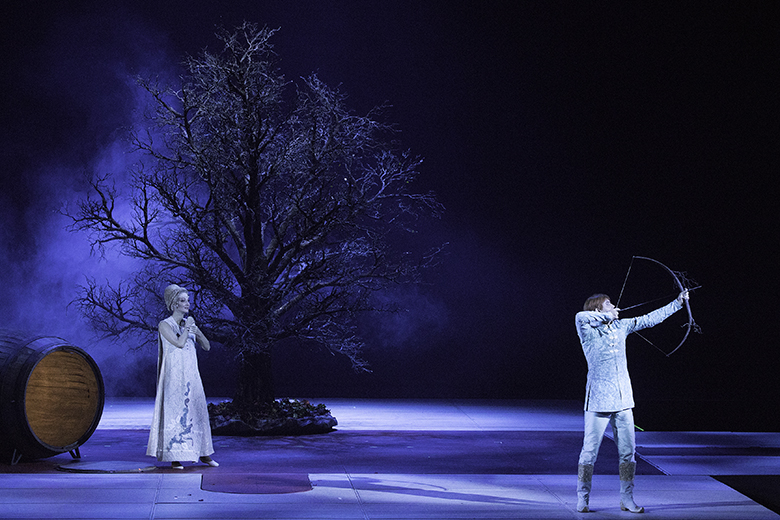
0, 330, 104, 461
25, 351, 101, 447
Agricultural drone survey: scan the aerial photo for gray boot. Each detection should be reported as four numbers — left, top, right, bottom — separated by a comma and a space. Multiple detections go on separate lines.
619, 462, 644, 513
577, 464, 593, 512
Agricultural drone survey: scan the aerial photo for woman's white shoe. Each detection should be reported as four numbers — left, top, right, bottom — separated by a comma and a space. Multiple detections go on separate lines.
200, 456, 219, 467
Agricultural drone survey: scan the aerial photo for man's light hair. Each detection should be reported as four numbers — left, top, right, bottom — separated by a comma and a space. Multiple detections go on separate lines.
583, 294, 610, 312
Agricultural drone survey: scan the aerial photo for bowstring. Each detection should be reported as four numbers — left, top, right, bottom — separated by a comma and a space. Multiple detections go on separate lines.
615, 256, 679, 357
633, 331, 673, 357
615, 256, 635, 309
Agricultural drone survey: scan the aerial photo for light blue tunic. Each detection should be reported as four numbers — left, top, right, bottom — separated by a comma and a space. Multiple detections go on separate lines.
575, 300, 682, 412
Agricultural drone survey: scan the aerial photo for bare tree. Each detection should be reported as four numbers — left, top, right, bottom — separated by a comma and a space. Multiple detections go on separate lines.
66, 23, 442, 407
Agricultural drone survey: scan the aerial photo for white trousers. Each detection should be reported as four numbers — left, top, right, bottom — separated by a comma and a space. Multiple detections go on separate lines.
578, 408, 636, 466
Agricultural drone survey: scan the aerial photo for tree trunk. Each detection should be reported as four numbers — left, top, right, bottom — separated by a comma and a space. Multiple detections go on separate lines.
233, 351, 275, 407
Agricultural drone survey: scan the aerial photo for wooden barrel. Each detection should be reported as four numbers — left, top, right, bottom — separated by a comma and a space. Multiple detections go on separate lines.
0, 330, 105, 461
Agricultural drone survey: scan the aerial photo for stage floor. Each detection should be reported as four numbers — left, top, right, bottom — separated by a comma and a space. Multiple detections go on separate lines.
1, 399, 778, 519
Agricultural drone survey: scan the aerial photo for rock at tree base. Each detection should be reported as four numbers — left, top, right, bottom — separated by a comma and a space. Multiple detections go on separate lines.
210, 413, 337, 436
208, 399, 338, 436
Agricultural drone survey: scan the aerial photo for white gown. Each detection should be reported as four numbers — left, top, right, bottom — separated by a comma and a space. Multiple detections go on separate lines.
146, 316, 214, 462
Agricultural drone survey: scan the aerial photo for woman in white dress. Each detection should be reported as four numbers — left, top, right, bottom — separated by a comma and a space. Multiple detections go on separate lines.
146, 284, 218, 469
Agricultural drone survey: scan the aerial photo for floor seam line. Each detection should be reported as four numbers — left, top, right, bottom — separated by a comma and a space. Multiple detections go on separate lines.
450, 400, 486, 431
345, 468, 370, 520
150, 473, 163, 520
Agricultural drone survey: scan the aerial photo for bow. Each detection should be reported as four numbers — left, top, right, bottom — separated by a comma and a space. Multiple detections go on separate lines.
616, 256, 701, 357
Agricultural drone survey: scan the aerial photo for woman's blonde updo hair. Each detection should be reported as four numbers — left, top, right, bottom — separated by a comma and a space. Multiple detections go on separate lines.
164, 284, 188, 312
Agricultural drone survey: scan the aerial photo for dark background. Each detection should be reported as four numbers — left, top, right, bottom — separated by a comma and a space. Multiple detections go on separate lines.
1, 2, 777, 431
